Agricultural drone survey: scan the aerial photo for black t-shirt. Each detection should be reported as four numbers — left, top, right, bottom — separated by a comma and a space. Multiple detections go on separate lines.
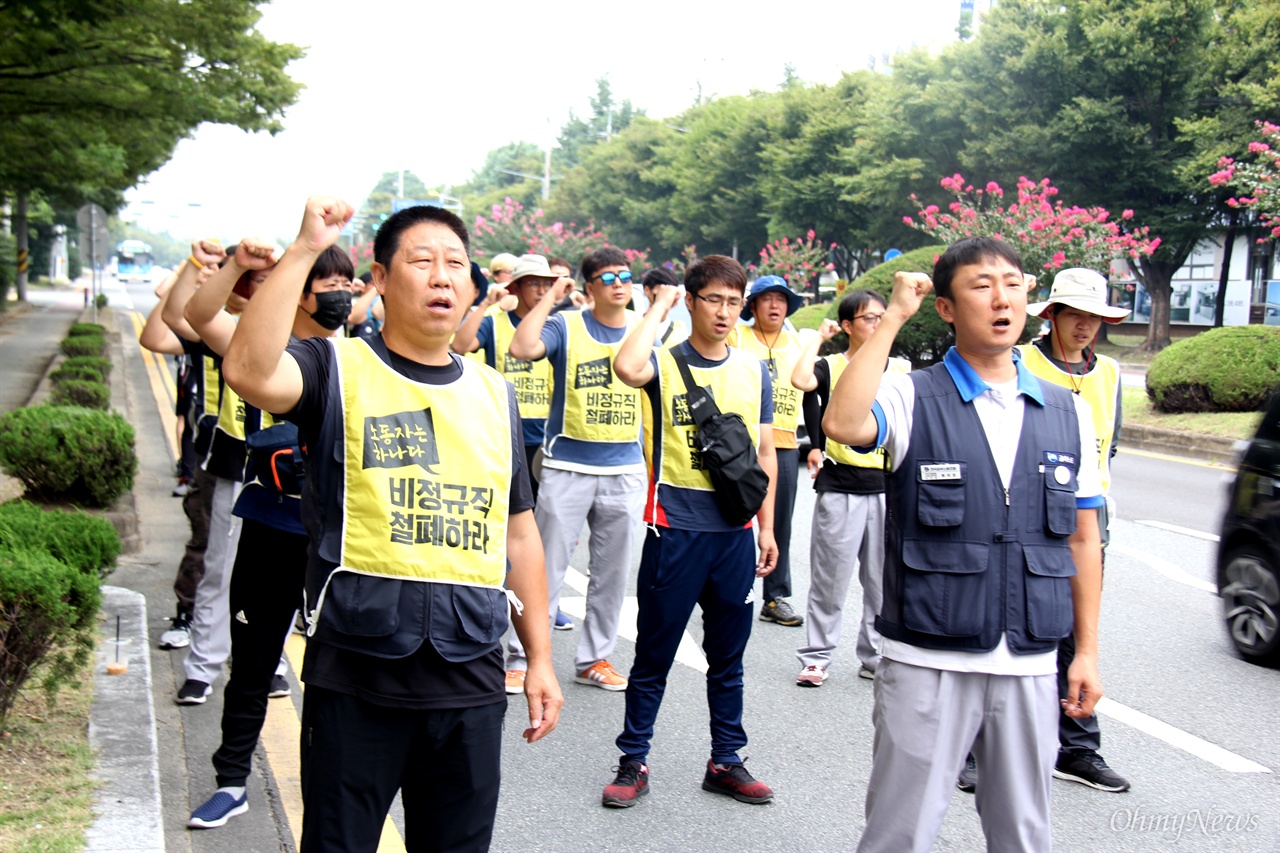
285, 336, 534, 710
802, 356, 888, 495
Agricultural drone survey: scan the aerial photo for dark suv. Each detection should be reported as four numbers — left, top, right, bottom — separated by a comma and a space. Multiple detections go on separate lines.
1217, 388, 1280, 667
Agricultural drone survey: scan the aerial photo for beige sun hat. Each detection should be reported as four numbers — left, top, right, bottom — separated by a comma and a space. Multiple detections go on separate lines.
1026, 268, 1131, 324
510, 254, 555, 283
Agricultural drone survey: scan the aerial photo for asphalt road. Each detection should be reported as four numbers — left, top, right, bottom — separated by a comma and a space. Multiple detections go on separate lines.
101, 272, 1279, 852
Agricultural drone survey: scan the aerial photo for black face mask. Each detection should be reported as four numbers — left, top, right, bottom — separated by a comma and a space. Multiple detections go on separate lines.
309, 290, 353, 331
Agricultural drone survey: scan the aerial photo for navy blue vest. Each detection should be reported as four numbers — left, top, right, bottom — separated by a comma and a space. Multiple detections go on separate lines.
877, 362, 1081, 655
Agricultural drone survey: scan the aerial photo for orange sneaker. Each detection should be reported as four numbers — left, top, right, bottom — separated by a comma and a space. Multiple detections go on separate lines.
505, 669, 526, 695
576, 660, 628, 691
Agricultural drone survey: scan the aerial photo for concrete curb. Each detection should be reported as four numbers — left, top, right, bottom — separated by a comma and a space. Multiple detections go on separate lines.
1121, 423, 1241, 465
85, 586, 164, 853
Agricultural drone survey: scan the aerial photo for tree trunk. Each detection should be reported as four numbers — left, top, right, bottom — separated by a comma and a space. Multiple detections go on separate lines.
1214, 209, 1238, 328
15, 191, 28, 302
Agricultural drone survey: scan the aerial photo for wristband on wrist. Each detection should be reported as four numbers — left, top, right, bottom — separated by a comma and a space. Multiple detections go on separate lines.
188, 254, 204, 270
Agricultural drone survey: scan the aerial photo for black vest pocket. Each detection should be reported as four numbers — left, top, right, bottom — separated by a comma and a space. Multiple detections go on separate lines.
449, 585, 506, 645
1043, 472, 1078, 536
319, 572, 401, 637
916, 464, 967, 527
900, 540, 989, 637
1023, 544, 1076, 639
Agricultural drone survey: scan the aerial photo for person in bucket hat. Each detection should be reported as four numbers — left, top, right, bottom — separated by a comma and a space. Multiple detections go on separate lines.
731, 275, 807, 629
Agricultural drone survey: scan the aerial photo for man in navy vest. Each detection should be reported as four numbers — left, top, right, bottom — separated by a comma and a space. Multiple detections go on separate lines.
825, 237, 1104, 852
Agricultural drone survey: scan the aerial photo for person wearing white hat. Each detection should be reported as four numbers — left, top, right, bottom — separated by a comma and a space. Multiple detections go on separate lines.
1010, 267, 1131, 794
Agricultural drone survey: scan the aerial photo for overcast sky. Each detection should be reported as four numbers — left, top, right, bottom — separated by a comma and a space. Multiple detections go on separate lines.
124, 0, 965, 243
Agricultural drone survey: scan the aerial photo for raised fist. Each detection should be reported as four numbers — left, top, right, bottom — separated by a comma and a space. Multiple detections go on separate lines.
651, 284, 681, 313
554, 276, 577, 301
191, 239, 225, 268
234, 238, 281, 271
890, 271, 933, 320
818, 318, 841, 341
297, 196, 355, 253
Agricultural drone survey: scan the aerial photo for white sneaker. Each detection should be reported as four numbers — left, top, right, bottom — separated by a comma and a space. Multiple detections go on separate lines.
160, 614, 192, 649
796, 665, 828, 687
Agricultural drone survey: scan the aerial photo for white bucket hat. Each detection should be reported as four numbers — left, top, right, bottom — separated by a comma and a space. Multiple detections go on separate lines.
1026, 268, 1131, 324
510, 253, 555, 283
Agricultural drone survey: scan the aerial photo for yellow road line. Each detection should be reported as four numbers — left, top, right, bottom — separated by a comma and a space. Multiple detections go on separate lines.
128, 311, 180, 463
264, 634, 407, 853
1116, 445, 1236, 472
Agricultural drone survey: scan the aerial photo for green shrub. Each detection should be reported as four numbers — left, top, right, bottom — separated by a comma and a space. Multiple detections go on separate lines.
94, 293, 108, 308
827, 245, 954, 367
1147, 326, 1280, 413
50, 379, 111, 410
0, 500, 119, 579
62, 356, 112, 382
50, 366, 104, 386
0, 544, 100, 723
60, 334, 105, 358
0, 406, 137, 507
68, 323, 106, 337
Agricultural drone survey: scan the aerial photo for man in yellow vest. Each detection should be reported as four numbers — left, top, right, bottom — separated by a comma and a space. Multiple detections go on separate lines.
506, 247, 647, 694
791, 290, 910, 686
731, 276, 807, 627
222, 198, 562, 852
1016, 267, 1131, 794
451, 253, 559, 498
605, 255, 779, 808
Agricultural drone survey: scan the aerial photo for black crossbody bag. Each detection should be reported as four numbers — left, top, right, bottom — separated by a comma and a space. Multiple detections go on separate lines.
670, 349, 770, 526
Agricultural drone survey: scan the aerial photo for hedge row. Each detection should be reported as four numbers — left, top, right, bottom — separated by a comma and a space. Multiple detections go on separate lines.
1147, 326, 1280, 413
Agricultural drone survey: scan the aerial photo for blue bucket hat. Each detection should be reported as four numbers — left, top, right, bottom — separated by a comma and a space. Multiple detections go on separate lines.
742, 275, 804, 320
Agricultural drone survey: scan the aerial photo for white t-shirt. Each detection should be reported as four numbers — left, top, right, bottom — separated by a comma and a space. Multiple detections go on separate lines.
872, 352, 1101, 676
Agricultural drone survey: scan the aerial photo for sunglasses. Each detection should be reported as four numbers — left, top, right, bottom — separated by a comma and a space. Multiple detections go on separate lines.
595, 271, 633, 286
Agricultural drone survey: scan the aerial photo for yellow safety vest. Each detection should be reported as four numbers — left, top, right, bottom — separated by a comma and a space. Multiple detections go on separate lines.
551, 310, 643, 447
333, 338, 510, 589
1018, 343, 1120, 492
732, 326, 804, 445
822, 353, 910, 468
651, 346, 763, 492
201, 354, 221, 419
493, 311, 552, 421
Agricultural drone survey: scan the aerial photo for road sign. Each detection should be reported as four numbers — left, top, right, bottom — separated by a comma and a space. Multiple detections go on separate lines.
76, 203, 111, 267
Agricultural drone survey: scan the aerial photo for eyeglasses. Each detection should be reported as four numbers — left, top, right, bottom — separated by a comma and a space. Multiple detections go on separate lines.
695, 294, 745, 310
853, 312, 885, 325
595, 271, 633, 286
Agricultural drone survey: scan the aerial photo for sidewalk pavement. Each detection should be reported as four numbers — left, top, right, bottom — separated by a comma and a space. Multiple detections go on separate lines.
0, 295, 1242, 852
1, 298, 297, 853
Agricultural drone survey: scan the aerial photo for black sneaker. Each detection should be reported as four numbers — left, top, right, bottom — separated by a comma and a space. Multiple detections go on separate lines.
176, 679, 212, 705
702, 758, 774, 804
759, 598, 804, 627
1054, 750, 1131, 792
602, 760, 649, 808
267, 674, 290, 699
956, 753, 978, 793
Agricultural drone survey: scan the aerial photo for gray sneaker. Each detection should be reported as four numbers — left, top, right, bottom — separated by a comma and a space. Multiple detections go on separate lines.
759, 598, 804, 626
160, 613, 192, 649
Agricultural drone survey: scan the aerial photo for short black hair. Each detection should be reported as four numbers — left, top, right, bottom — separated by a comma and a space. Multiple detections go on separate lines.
837, 289, 887, 325
932, 236, 1023, 301
546, 256, 572, 272
642, 267, 678, 288
304, 246, 354, 295
580, 247, 629, 284
373, 205, 470, 270
684, 255, 747, 297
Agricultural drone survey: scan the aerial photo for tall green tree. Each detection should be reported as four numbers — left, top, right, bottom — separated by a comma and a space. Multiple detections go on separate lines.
556, 77, 640, 170
945, 0, 1280, 350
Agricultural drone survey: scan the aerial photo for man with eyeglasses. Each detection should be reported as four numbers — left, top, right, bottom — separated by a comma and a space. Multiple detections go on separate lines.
506, 248, 647, 695
604, 255, 778, 808
453, 253, 560, 501
730, 276, 807, 629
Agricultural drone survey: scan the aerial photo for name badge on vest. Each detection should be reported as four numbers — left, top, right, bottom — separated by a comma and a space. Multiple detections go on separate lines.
919, 462, 963, 482
1042, 450, 1077, 485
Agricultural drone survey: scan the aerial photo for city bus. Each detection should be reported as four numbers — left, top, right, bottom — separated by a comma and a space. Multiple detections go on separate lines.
115, 240, 153, 282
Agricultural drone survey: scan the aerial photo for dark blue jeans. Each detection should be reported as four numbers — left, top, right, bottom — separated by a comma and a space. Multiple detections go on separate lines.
763, 448, 799, 602
617, 526, 756, 766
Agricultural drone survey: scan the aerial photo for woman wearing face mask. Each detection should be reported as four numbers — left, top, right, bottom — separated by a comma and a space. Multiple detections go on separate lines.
301, 248, 359, 334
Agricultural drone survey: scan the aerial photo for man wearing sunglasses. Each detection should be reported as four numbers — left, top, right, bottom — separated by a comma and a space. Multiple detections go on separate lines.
507, 248, 647, 695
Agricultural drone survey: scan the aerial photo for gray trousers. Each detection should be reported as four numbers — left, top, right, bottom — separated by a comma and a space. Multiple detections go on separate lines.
183, 476, 286, 685
857, 660, 1058, 853
796, 491, 885, 672
507, 467, 645, 673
